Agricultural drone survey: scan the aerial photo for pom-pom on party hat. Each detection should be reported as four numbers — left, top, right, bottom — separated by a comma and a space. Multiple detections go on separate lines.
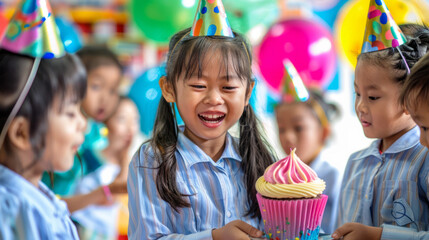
0, 0, 65, 59
190, 0, 234, 37
280, 59, 309, 103
361, 0, 407, 54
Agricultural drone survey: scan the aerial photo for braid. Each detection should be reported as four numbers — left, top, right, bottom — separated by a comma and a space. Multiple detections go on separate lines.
239, 105, 275, 218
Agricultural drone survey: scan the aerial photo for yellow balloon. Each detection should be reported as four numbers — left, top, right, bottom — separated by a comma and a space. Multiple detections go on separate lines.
335, 0, 425, 67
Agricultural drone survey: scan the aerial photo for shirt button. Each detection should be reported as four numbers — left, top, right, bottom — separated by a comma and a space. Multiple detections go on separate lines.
226, 211, 231, 218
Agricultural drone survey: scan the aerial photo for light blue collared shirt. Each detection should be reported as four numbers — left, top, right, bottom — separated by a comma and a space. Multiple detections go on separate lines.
127, 130, 260, 239
310, 153, 342, 234
0, 164, 78, 240
337, 126, 429, 240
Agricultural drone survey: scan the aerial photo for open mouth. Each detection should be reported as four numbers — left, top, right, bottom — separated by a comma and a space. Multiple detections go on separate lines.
198, 113, 226, 124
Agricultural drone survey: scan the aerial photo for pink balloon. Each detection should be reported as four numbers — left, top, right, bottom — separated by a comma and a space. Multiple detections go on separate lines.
258, 18, 336, 91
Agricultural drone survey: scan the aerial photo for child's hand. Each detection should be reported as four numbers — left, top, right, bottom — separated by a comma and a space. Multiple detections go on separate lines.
212, 220, 263, 240
332, 222, 382, 240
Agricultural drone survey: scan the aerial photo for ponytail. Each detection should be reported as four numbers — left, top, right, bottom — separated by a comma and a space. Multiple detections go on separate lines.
239, 105, 275, 218
148, 97, 191, 212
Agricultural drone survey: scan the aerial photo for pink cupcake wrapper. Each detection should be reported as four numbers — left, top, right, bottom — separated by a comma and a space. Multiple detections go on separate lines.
257, 193, 328, 240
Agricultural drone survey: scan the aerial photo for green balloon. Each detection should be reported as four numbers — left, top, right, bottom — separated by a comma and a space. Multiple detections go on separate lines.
223, 0, 279, 34
130, 0, 198, 45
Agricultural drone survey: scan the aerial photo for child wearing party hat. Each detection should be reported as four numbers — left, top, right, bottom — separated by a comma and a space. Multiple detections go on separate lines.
127, 0, 275, 239
275, 60, 341, 234
0, 0, 86, 239
333, 0, 429, 239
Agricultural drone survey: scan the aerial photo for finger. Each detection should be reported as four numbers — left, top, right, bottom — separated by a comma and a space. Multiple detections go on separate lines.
234, 221, 263, 238
332, 223, 353, 239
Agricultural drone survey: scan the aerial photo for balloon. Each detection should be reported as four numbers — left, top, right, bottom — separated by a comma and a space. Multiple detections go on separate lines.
55, 17, 83, 54
128, 66, 184, 135
223, 0, 279, 34
130, 0, 198, 45
258, 18, 336, 91
128, 67, 164, 135
336, 0, 425, 67
0, 12, 7, 39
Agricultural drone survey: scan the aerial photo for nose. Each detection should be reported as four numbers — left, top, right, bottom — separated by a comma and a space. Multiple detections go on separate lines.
280, 130, 295, 151
78, 111, 87, 133
355, 97, 367, 115
203, 88, 224, 105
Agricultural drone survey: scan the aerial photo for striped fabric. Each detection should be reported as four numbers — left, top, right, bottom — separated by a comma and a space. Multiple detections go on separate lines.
127, 130, 260, 239
337, 126, 429, 239
0, 164, 79, 240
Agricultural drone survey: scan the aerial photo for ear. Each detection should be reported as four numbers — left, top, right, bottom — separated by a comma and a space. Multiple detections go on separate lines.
245, 81, 255, 106
159, 76, 176, 103
403, 108, 410, 115
7, 117, 31, 151
321, 125, 331, 143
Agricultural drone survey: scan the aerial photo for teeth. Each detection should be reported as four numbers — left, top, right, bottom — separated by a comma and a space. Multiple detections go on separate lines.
199, 114, 224, 119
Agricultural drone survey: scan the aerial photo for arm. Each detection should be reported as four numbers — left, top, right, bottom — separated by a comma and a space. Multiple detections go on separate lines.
63, 180, 127, 213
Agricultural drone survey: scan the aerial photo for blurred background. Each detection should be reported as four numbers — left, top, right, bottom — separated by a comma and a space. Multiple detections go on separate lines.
1, 0, 428, 237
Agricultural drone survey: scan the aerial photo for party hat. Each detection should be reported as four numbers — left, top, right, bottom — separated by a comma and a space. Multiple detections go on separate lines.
0, 0, 65, 59
361, 0, 407, 53
190, 0, 234, 37
281, 59, 309, 103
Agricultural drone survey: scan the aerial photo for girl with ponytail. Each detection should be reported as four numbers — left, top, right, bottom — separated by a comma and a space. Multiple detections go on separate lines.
127, 27, 275, 240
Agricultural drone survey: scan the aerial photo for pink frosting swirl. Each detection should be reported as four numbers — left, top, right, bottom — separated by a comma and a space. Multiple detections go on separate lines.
263, 148, 318, 184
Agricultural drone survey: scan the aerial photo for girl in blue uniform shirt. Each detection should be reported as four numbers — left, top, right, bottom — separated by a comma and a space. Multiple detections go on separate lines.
333, 24, 429, 239
0, 50, 86, 239
275, 89, 341, 234
127, 26, 275, 239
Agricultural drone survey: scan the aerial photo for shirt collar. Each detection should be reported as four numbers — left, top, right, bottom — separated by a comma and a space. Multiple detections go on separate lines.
352, 126, 420, 160
176, 126, 242, 169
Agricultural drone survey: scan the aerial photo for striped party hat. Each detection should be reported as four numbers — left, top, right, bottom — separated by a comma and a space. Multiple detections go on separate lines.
281, 59, 309, 103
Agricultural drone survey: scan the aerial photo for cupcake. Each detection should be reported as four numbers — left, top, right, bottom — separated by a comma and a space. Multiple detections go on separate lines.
255, 148, 328, 240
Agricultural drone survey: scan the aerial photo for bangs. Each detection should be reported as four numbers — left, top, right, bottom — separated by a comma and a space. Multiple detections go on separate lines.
170, 36, 251, 86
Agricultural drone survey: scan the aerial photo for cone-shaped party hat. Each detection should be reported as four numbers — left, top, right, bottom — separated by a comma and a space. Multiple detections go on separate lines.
281, 59, 309, 103
361, 0, 407, 53
190, 0, 234, 37
0, 0, 65, 59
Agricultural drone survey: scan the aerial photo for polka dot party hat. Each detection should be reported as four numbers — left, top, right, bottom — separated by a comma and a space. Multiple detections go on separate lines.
361, 0, 407, 54
280, 59, 309, 103
0, 0, 65, 59
190, 0, 234, 37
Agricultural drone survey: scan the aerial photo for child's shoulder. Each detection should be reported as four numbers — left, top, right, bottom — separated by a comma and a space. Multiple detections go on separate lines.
130, 141, 160, 168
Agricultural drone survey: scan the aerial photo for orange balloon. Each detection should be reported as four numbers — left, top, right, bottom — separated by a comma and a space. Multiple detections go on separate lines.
335, 0, 425, 67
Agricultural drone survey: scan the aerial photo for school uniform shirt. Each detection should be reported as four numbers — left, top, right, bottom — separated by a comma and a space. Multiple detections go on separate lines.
128, 130, 260, 240
310, 153, 342, 234
337, 126, 429, 240
0, 164, 78, 240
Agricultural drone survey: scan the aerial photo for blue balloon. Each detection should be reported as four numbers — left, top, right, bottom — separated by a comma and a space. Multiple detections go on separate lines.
128, 66, 184, 136
55, 17, 83, 54
249, 76, 280, 116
